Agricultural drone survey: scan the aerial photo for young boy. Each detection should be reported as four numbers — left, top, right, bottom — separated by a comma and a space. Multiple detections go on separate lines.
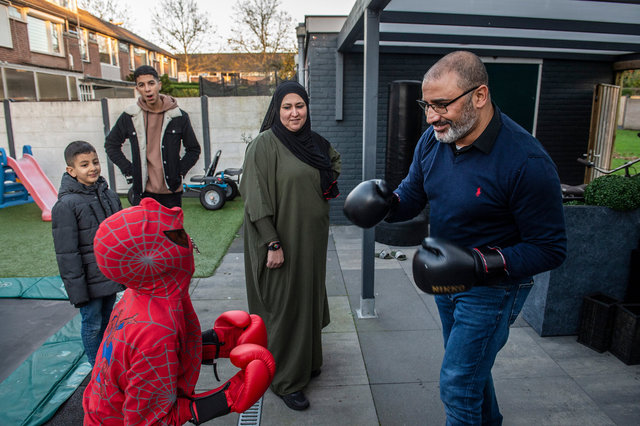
83, 197, 275, 425
52, 141, 124, 366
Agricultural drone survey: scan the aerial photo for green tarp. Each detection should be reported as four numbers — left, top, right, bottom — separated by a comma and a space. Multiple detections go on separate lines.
0, 277, 68, 299
0, 314, 90, 425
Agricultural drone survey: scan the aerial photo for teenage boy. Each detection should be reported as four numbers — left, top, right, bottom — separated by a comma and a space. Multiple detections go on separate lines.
105, 65, 201, 208
51, 141, 124, 366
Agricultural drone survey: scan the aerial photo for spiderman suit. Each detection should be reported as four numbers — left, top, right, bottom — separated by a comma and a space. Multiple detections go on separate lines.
83, 198, 274, 425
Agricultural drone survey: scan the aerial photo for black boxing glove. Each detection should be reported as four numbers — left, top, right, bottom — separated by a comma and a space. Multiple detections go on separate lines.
412, 237, 508, 294
343, 179, 399, 228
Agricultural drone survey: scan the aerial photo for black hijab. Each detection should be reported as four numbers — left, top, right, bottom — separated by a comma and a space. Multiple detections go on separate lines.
260, 81, 339, 199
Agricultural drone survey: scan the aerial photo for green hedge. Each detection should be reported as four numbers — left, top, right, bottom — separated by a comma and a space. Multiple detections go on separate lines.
584, 175, 640, 211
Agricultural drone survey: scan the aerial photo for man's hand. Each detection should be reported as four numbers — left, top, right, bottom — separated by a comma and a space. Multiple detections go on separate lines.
412, 237, 508, 294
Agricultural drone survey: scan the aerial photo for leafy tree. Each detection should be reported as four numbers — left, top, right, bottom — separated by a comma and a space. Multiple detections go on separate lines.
621, 69, 640, 88
78, 0, 132, 27
227, 0, 296, 75
619, 69, 640, 96
151, 0, 212, 78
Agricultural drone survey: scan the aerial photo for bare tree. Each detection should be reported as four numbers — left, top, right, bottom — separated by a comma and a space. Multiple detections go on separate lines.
151, 0, 212, 77
79, 0, 132, 27
228, 0, 295, 75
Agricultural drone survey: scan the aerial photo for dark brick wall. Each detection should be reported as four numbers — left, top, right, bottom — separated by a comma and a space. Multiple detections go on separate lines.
306, 36, 616, 223
307, 36, 439, 224
536, 60, 614, 185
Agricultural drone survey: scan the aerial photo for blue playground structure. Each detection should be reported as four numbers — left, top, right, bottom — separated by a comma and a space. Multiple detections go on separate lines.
0, 145, 34, 209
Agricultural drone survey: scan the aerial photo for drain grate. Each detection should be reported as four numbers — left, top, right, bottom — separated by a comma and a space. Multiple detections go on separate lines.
237, 396, 263, 426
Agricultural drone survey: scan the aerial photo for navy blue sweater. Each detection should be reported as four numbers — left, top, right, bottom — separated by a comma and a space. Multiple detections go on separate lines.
391, 107, 567, 282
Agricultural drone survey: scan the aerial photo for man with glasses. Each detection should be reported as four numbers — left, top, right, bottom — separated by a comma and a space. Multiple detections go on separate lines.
344, 51, 566, 424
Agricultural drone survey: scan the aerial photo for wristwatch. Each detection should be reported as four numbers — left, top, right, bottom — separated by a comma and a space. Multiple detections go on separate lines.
267, 241, 281, 251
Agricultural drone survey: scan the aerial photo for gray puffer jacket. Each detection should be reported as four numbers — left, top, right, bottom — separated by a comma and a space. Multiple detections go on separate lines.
52, 173, 124, 306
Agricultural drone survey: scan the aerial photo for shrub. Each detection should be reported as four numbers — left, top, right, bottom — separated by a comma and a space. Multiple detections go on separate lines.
584, 175, 640, 211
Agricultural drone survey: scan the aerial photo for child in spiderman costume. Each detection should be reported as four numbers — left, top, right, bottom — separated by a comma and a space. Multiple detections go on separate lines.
83, 197, 275, 425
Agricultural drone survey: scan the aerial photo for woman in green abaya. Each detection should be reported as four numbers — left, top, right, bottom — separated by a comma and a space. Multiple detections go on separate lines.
240, 81, 341, 411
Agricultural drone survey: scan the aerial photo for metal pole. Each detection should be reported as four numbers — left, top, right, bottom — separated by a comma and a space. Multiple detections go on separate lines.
100, 98, 116, 191
201, 95, 211, 169
358, 7, 380, 319
3, 100, 15, 158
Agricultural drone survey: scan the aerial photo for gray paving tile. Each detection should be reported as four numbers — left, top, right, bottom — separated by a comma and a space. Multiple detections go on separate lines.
371, 382, 445, 426
358, 329, 444, 384
523, 327, 640, 377
324, 296, 356, 333
493, 327, 566, 380
260, 384, 378, 426
573, 372, 640, 426
496, 376, 616, 425
344, 269, 440, 332
192, 298, 250, 328
316, 331, 369, 387
325, 249, 347, 297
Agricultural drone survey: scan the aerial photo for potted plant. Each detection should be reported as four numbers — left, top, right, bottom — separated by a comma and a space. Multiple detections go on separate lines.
522, 175, 640, 336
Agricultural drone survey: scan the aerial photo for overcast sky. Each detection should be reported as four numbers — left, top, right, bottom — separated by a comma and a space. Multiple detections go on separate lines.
124, 0, 355, 52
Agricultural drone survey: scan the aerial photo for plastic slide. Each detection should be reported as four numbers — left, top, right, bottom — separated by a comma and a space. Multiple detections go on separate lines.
6, 148, 57, 221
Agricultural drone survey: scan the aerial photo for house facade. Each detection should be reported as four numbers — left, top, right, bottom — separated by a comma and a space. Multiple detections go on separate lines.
177, 52, 295, 84
0, 0, 177, 101
297, 2, 640, 225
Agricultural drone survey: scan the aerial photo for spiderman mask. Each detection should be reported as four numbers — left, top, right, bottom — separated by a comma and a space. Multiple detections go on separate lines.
94, 197, 195, 297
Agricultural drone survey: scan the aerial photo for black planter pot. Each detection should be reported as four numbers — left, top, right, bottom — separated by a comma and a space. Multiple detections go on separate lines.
522, 205, 640, 336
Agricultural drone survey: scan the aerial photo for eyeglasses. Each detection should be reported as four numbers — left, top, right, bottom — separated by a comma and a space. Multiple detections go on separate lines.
416, 85, 480, 114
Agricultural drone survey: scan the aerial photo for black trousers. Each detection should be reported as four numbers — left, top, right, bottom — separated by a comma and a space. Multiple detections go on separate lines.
141, 191, 182, 208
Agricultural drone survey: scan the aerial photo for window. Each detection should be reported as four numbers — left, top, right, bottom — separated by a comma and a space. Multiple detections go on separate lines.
37, 72, 69, 100
4, 68, 37, 101
78, 28, 89, 61
131, 46, 148, 69
8, 5, 24, 20
47, 0, 76, 11
0, 6, 12, 48
97, 34, 118, 66
170, 59, 177, 78
27, 15, 64, 56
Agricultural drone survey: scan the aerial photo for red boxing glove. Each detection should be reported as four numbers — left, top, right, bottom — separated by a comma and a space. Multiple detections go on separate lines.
190, 343, 276, 425
202, 311, 268, 362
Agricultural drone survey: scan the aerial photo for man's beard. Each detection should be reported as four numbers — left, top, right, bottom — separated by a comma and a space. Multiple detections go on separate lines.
432, 99, 478, 144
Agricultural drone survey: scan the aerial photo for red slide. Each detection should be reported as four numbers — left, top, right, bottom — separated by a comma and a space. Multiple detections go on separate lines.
6, 153, 57, 221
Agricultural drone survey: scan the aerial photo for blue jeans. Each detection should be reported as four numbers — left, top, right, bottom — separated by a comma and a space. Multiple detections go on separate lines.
435, 281, 533, 426
79, 294, 117, 366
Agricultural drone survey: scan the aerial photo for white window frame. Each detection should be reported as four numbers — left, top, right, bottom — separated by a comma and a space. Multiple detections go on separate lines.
26, 11, 65, 57
8, 5, 25, 21
0, 6, 12, 49
46, 0, 77, 11
97, 33, 119, 66
77, 27, 90, 62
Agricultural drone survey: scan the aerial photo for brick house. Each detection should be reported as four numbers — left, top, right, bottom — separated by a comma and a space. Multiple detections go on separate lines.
176, 52, 295, 84
0, 0, 177, 101
297, 4, 640, 225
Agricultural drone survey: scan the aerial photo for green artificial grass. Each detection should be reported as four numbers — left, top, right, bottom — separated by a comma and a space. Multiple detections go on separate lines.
611, 129, 640, 174
0, 196, 244, 279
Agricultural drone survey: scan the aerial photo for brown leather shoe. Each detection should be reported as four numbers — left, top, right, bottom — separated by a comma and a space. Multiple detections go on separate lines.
281, 390, 310, 410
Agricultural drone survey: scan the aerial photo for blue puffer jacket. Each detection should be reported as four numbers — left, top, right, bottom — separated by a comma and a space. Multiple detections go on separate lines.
51, 173, 124, 306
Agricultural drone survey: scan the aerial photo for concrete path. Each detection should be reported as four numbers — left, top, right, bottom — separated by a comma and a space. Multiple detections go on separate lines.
3, 225, 638, 425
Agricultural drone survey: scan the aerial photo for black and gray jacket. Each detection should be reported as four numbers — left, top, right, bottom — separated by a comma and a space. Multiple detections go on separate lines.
51, 173, 124, 306
105, 103, 201, 205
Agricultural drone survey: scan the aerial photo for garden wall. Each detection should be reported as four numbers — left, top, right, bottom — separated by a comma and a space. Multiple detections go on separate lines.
0, 96, 270, 194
